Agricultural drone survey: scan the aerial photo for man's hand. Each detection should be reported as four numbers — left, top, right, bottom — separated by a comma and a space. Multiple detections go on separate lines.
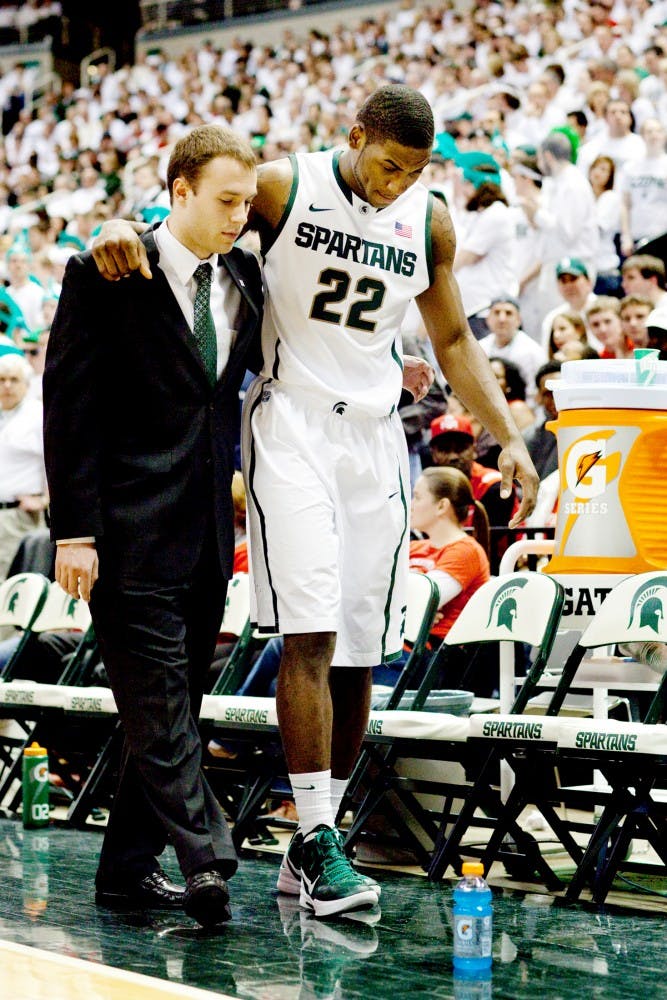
402, 355, 435, 403
498, 443, 540, 529
91, 220, 151, 281
55, 543, 99, 602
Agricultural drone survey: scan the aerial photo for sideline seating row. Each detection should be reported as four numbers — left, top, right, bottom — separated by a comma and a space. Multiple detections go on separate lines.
0, 570, 664, 903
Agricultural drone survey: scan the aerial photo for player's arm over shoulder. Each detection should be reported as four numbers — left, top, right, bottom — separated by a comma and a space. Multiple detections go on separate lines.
249, 157, 296, 240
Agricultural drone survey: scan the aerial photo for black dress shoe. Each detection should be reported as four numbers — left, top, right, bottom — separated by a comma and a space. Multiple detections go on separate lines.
95, 869, 186, 909
184, 870, 231, 927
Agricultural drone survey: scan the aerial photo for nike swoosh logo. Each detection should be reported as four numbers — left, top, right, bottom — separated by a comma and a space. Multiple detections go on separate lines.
293, 784, 316, 790
388, 491, 399, 499
309, 204, 333, 212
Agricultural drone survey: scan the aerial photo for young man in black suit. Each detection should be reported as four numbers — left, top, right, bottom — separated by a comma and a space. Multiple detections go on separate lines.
42, 126, 263, 927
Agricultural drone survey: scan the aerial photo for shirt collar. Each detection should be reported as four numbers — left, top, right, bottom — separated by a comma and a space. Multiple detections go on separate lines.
155, 221, 217, 284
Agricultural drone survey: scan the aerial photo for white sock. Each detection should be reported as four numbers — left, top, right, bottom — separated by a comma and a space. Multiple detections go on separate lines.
330, 777, 349, 824
289, 769, 334, 837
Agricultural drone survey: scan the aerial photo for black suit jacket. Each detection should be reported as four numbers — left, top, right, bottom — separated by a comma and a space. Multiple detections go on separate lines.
43, 227, 263, 583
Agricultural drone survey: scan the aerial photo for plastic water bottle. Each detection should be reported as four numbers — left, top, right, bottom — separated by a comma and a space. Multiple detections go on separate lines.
22, 831, 49, 919
22, 742, 49, 829
452, 862, 493, 973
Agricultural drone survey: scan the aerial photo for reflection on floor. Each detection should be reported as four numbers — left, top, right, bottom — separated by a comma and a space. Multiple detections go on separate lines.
1, 816, 665, 1000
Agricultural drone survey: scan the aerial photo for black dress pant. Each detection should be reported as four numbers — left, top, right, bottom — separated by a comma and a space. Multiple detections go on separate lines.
90, 536, 236, 884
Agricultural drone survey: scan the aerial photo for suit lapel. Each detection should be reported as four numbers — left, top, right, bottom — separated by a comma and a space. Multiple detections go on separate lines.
216, 250, 260, 386
141, 230, 210, 385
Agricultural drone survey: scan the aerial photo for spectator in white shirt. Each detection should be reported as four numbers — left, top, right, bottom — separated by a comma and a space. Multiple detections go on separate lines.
478, 295, 547, 408
522, 131, 599, 313
620, 118, 667, 257
0, 353, 47, 582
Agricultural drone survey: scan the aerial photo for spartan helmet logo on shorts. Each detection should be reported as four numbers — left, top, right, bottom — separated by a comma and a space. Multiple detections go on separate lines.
486, 578, 529, 631
627, 578, 667, 634
332, 401, 347, 415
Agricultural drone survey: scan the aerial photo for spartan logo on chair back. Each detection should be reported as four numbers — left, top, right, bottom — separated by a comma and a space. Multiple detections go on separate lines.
486, 577, 529, 631
627, 577, 667, 635
3, 577, 27, 614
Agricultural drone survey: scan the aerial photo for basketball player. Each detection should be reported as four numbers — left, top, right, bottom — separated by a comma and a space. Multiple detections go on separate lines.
91, 87, 538, 918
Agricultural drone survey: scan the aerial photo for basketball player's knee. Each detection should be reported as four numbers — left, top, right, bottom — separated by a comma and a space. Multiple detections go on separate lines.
282, 631, 336, 675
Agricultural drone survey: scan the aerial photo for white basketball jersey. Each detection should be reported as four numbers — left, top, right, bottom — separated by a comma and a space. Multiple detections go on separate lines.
261, 149, 435, 417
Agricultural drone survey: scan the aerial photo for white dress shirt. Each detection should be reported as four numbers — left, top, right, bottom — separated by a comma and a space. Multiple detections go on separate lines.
155, 221, 241, 378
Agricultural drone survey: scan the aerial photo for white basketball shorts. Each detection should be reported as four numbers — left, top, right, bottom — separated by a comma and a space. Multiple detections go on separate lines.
241, 377, 410, 667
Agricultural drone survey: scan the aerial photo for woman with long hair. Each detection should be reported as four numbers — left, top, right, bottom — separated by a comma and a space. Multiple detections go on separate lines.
588, 154, 623, 297
409, 466, 490, 642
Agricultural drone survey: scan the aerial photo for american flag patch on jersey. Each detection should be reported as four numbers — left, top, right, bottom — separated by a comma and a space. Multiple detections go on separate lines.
394, 221, 412, 238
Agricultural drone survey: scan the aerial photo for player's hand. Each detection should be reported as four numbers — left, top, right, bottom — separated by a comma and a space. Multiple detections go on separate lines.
402, 355, 435, 403
497, 442, 539, 529
55, 543, 99, 602
91, 221, 152, 282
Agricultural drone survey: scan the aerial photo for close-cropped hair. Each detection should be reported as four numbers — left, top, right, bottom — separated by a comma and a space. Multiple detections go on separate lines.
166, 125, 256, 198
356, 85, 435, 151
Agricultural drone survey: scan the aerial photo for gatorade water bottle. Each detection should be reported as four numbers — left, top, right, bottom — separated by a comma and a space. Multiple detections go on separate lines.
22, 742, 49, 829
22, 831, 49, 919
452, 862, 493, 973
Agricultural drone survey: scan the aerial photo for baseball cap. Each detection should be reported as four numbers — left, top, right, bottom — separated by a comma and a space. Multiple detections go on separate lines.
456, 151, 501, 189
556, 257, 588, 278
430, 413, 474, 442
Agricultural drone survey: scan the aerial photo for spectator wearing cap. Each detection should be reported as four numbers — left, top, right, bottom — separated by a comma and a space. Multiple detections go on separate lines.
521, 131, 599, 314
478, 296, 547, 409
540, 257, 600, 352
427, 412, 518, 545
0, 353, 48, 582
452, 151, 518, 339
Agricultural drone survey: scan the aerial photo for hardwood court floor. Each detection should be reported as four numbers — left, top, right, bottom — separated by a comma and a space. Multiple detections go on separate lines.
0, 817, 666, 1000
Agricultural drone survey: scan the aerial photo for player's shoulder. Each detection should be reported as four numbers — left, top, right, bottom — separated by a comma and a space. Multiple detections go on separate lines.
427, 192, 457, 266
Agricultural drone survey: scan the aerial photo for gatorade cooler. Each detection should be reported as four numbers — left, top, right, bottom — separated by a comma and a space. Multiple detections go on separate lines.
544, 356, 667, 576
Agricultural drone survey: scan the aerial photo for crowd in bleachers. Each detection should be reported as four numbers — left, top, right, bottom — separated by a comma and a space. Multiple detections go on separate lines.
1, 0, 667, 584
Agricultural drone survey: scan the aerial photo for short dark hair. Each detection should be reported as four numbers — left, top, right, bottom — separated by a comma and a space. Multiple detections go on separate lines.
166, 125, 256, 199
535, 360, 562, 388
357, 85, 434, 150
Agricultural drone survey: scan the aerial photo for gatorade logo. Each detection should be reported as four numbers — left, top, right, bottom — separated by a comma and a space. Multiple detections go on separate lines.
627, 578, 667, 634
486, 578, 528, 631
559, 431, 622, 553
31, 763, 48, 783
564, 433, 621, 501
456, 918, 474, 941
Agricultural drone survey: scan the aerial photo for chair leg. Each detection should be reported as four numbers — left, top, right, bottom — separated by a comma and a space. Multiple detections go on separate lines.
565, 799, 624, 901
66, 723, 120, 827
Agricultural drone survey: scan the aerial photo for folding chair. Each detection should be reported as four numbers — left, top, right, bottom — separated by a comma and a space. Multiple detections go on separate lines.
0, 581, 102, 818
548, 571, 667, 903
426, 571, 566, 884
338, 573, 480, 867
0, 573, 50, 679
209, 573, 254, 696
205, 572, 441, 852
